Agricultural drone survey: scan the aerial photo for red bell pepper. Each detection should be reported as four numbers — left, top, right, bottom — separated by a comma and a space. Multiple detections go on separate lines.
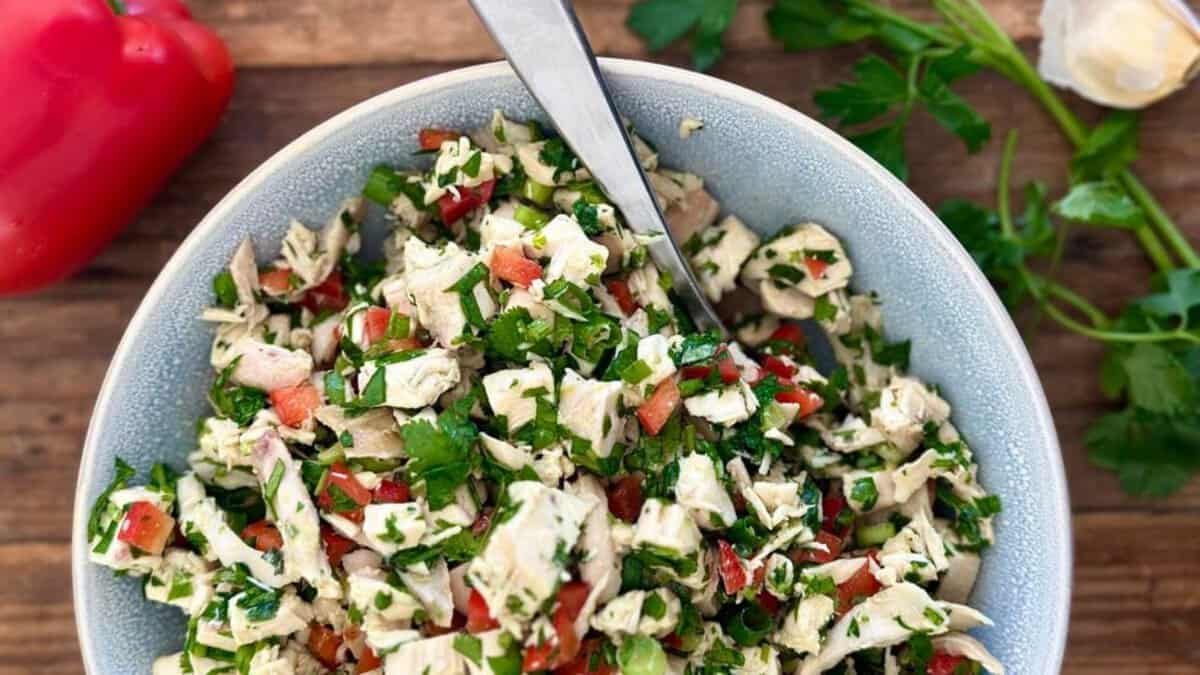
0, 0, 234, 295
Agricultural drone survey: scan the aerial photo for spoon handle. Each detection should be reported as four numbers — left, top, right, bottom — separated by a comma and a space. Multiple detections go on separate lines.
469, 0, 727, 335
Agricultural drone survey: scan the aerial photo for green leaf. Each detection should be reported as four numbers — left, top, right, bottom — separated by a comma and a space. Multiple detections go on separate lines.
1087, 409, 1200, 497
1134, 269, 1200, 326
1054, 182, 1145, 228
918, 70, 991, 153
848, 123, 908, 181
212, 271, 239, 309
925, 46, 982, 83
1071, 110, 1139, 182
88, 458, 137, 540
1120, 343, 1196, 414
448, 263, 491, 331
209, 358, 268, 426
627, 0, 704, 51
765, 0, 877, 50
691, 0, 738, 71
453, 634, 484, 666
813, 55, 908, 126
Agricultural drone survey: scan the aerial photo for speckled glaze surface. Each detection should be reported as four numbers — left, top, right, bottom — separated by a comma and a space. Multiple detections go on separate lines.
72, 59, 1071, 674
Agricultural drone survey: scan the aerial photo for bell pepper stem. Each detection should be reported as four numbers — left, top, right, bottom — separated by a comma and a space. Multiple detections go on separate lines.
108, 0, 126, 15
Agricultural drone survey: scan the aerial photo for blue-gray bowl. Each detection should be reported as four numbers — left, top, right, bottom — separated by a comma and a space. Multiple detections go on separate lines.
71, 59, 1071, 674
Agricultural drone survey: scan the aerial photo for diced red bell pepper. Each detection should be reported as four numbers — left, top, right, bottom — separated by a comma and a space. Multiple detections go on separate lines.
259, 267, 293, 295
604, 278, 639, 315
467, 589, 500, 633
418, 128, 461, 151
607, 475, 645, 523
717, 540, 750, 594
491, 245, 543, 288
363, 306, 394, 345
437, 179, 496, 225
320, 526, 357, 569
554, 638, 616, 675
791, 530, 844, 564
318, 462, 372, 520
356, 647, 383, 674
822, 494, 852, 536
269, 382, 322, 427
241, 519, 283, 553
775, 386, 824, 418
803, 256, 830, 280
757, 592, 781, 615
308, 623, 342, 669
927, 653, 968, 675
522, 581, 591, 672
373, 479, 411, 504
0, 0, 234, 295
714, 348, 740, 384
768, 322, 806, 350
761, 355, 797, 380
680, 364, 713, 380
836, 560, 882, 616
302, 271, 350, 313
637, 378, 680, 437
117, 501, 175, 555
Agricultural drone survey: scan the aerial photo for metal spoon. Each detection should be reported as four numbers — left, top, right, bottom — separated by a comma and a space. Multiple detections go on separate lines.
469, 0, 728, 336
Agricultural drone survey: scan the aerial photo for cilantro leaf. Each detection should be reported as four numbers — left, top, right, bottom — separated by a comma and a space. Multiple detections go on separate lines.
765, 0, 876, 50
627, 0, 740, 71
814, 55, 907, 126
918, 68, 991, 153
401, 390, 481, 508
1054, 181, 1145, 228
209, 358, 268, 426
1087, 409, 1200, 497
847, 122, 908, 182
1134, 269, 1200, 327
1118, 344, 1196, 415
1071, 110, 1139, 182
212, 271, 239, 308
87, 458, 137, 540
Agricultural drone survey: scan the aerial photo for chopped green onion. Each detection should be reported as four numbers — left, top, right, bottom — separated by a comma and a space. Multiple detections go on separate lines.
363, 165, 402, 205
678, 379, 704, 397
621, 359, 653, 384
513, 204, 550, 230
521, 178, 555, 206
855, 521, 897, 548
728, 602, 775, 646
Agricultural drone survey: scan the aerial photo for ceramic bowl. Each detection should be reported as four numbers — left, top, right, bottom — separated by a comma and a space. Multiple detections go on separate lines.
72, 58, 1071, 673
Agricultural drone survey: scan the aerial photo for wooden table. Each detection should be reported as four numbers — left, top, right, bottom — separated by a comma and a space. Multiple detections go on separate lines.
1, 1, 1197, 672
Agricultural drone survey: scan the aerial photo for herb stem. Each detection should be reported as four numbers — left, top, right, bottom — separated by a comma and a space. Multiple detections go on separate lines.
1034, 277, 1111, 328
1119, 170, 1200, 268
996, 130, 1018, 238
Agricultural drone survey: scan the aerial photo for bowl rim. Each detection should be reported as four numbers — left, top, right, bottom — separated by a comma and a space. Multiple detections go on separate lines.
71, 57, 1071, 674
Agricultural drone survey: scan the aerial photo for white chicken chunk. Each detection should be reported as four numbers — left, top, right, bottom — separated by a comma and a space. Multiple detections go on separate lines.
482, 362, 555, 433
404, 238, 496, 349
227, 337, 313, 391
690, 215, 761, 303
683, 381, 759, 426
279, 198, 360, 291
143, 549, 214, 616
314, 406, 404, 460
626, 263, 674, 313
399, 558, 456, 627
799, 583, 951, 675
251, 433, 338, 597
177, 474, 293, 588
931, 634, 1005, 674
362, 502, 427, 557
870, 375, 952, 454
357, 349, 461, 410
384, 632, 465, 675
675, 452, 737, 530
633, 499, 703, 558
558, 369, 624, 458
565, 475, 622, 604
741, 223, 852, 298
468, 481, 594, 632
229, 589, 313, 646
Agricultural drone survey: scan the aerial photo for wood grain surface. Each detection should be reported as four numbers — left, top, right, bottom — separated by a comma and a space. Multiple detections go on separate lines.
1, 1, 1198, 673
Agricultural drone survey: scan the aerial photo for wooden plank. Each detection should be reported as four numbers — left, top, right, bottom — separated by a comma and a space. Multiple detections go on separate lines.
187, 0, 1046, 68
9, 513, 1197, 674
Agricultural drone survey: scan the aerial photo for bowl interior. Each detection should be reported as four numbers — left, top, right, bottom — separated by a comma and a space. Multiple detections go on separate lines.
72, 59, 1069, 674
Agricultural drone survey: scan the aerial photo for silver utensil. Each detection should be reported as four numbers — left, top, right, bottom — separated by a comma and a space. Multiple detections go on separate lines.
469, 0, 728, 336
